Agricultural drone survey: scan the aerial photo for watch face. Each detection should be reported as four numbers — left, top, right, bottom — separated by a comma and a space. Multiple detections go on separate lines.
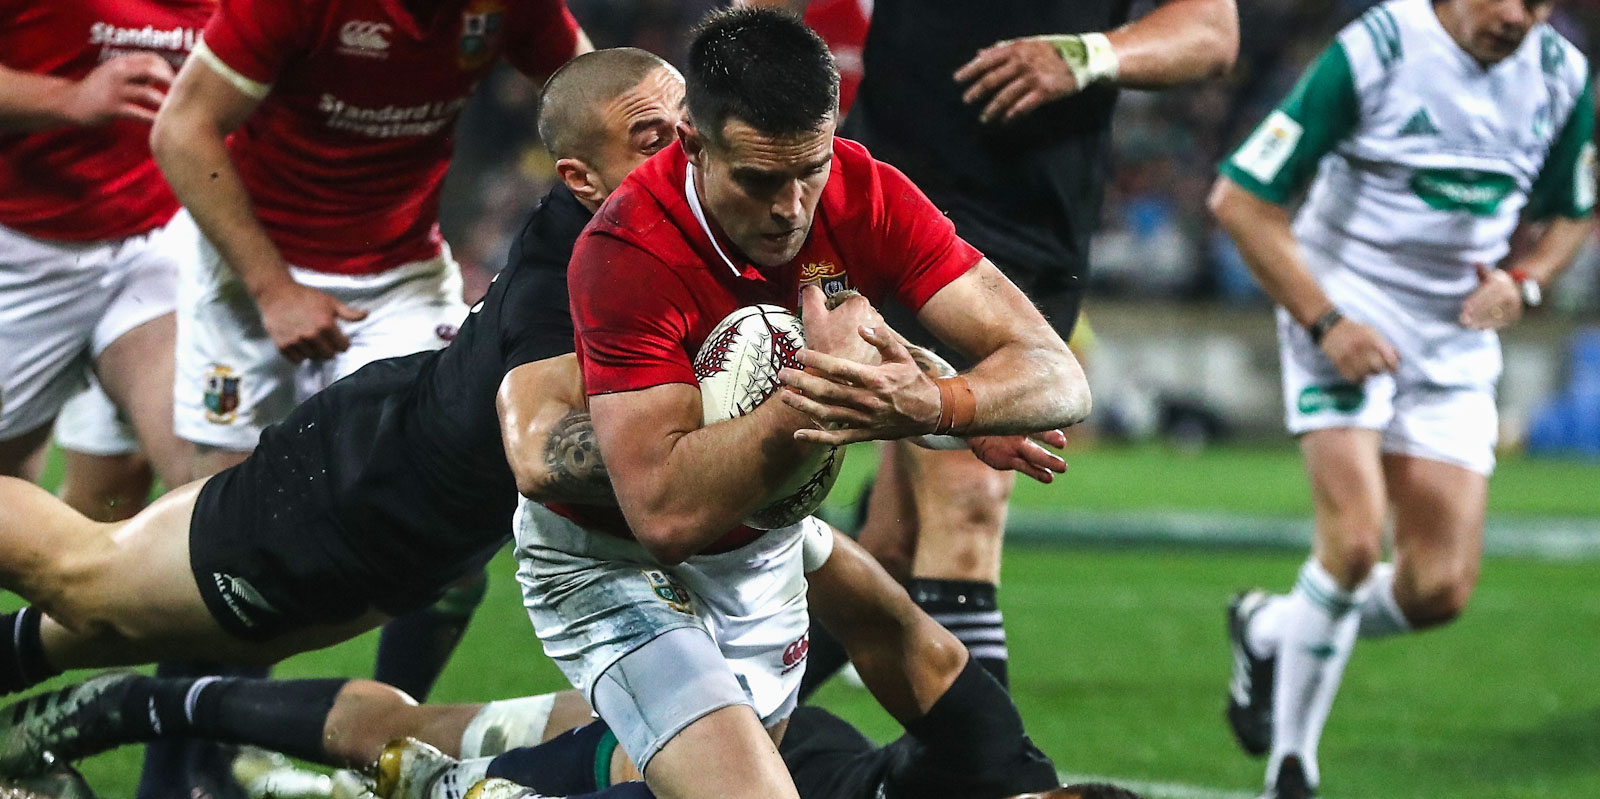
1520, 279, 1543, 308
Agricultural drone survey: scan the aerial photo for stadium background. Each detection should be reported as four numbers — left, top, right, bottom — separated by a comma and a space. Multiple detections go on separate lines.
14, 0, 1600, 797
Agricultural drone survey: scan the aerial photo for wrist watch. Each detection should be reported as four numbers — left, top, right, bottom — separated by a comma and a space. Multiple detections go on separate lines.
1508, 268, 1543, 308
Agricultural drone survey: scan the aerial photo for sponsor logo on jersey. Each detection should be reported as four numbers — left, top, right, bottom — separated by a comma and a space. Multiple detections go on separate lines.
1297, 383, 1364, 415
203, 365, 242, 424
1231, 110, 1302, 185
318, 93, 471, 139
459, 1, 506, 71
642, 570, 694, 615
89, 22, 201, 67
1409, 168, 1517, 216
780, 631, 810, 674
338, 20, 393, 58
798, 261, 852, 299
1397, 107, 1439, 137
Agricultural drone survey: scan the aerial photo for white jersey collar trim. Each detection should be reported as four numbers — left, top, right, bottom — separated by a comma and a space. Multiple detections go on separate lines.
684, 165, 743, 278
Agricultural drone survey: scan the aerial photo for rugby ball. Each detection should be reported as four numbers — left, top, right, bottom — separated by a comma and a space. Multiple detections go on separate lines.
693, 304, 844, 530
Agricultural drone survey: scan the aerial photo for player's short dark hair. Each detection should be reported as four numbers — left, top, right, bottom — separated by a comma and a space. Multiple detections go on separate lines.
538, 48, 674, 164
686, 7, 839, 145
1059, 783, 1147, 799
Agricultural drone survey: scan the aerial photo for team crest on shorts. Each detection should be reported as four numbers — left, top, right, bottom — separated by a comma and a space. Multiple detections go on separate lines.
798, 261, 852, 299
458, 1, 505, 71
642, 570, 694, 615
204, 365, 242, 424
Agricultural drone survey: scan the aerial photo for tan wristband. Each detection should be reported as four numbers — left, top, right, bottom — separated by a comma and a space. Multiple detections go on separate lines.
934, 376, 976, 435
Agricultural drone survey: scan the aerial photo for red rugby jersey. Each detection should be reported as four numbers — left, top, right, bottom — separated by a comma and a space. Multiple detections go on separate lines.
559, 137, 980, 547
196, 0, 579, 275
0, 0, 212, 242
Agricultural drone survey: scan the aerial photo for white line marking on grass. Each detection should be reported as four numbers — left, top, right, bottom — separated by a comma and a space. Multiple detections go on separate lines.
1058, 771, 1256, 799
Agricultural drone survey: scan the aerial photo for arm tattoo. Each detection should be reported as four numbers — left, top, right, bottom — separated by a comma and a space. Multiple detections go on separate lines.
537, 409, 617, 504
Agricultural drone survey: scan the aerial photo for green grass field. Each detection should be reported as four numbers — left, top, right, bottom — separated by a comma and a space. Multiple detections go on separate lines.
23, 443, 1600, 798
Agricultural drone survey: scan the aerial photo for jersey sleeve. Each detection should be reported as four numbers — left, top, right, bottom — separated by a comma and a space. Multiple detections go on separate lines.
1526, 75, 1596, 220
1220, 41, 1361, 205
503, 0, 581, 81
196, 0, 310, 96
568, 234, 697, 396
861, 157, 983, 312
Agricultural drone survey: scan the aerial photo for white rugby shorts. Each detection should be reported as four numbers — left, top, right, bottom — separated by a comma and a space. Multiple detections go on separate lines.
170, 209, 467, 449
1279, 246, 1501, 475
0, 220, 178, 441
513, 500, 813, 740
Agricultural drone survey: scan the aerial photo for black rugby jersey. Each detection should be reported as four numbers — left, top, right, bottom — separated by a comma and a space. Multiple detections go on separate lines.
196, 185, 593, 615
844, 0, 1132, 281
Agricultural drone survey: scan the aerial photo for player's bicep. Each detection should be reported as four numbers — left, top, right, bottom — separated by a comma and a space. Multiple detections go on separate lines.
913, 258, 1064, 363
587, 383, 702, 510
497, 356, 596, 500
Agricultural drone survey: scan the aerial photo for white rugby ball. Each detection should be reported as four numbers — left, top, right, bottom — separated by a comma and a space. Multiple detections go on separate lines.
693, 304, 844, 530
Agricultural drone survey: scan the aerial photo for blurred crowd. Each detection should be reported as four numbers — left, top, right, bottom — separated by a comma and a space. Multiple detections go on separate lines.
439, 0, 1600, 314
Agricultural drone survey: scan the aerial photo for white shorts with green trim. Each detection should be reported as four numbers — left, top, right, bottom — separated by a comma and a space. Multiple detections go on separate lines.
513, 500, 813, 764
1279, 248, 1500, 476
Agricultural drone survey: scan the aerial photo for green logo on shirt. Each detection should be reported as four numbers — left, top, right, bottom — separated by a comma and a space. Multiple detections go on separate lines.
1410, 168, 1517, 216
1398, 108, 1439, 137
1298, 384, 1365, 414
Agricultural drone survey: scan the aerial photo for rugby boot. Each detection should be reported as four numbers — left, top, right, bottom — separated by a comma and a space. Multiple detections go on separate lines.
1259, 755, 1317, 799
0, 672, 138, 776
0, 759, 99, 799
231, 746, 332, 799
329, 769, 378, 799
372, 739, 455, 799
462, 779, 546, 799
1226, 590, 1276, 756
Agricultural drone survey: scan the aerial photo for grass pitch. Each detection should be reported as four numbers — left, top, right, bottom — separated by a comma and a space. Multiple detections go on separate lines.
23, 443, 1600, 798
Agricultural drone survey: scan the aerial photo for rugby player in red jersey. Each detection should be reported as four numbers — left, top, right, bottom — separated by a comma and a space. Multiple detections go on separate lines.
0, 1, 207, 505
536, 9, 1088, 799
147, 2, 587, 794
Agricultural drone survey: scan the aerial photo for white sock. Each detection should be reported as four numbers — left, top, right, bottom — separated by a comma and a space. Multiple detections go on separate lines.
1246, 594, 1292, 657
1356, 562, 1412, 639
428, 757, 495, 799
1268, 558, 1365, 789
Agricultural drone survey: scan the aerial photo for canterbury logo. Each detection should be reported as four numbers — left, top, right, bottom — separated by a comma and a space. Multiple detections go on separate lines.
339, 21, 392, 53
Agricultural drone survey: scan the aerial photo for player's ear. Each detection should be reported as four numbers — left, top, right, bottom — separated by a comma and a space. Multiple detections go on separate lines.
679, 121, 705, 166
555, 158, 607, 206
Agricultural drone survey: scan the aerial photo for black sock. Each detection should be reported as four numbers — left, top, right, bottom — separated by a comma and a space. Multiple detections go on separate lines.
908, 578, 1008, 688
796, 619, 850, 702
486, 721, 617, 794
374, 574, 487, 701
0, 608, 60, 695
81, 674, 345, 765
136, 661, 269, 799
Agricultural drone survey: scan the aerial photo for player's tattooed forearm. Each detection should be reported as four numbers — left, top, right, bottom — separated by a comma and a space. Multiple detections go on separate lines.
905, 341, 957, 379
539, 410, 616, 504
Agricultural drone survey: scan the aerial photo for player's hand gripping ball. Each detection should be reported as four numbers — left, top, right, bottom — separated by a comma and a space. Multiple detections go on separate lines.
694, 304, 845, 529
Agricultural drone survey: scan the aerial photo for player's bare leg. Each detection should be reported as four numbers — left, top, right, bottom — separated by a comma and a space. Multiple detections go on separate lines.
640, 705, 797, 799
1383, 454, 1485, 629
59, 449, 154, 522
0, 423, 52, 482
896, 443, 1016, 686
94, 313, 193, 489
853, 442, 919, 582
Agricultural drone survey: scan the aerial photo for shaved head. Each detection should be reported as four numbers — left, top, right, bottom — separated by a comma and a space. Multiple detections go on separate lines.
537, 47, 679, 166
